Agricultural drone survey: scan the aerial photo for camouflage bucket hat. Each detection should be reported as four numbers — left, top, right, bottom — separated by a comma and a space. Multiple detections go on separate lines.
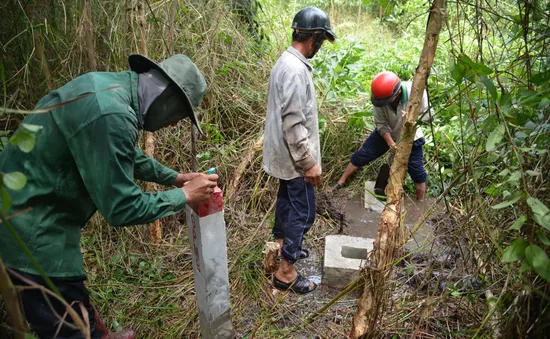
129, 54, 207, 134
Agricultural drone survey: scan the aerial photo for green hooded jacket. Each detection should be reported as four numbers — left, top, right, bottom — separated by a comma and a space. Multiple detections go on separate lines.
0, 71, 186, 277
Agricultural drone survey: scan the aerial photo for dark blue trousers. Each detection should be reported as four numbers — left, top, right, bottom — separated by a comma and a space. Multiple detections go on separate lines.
272, 177, 316, 264
350, 129, 427, 183
8, 270, 102, 339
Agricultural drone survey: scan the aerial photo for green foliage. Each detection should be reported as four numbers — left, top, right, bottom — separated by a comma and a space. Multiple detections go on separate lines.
0, 123, 42, 215
527, 197, 550, 231
502, 238, 528, 263
525, 245, 550, 283
2, 172, 27, 190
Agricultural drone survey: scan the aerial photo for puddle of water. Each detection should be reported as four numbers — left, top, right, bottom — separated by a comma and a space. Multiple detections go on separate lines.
342, 193, 381, 239
342, 192, 442, 248
309, 275, 322, 285
295, 245, 323, 284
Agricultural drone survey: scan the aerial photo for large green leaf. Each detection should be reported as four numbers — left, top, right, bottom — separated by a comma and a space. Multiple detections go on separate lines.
450, 58, 465, 84
458, 54, 493, 75
507, 171, 522, 183
502, 238, 528, 263
3, 172, 27, 190
525, 245, 550, 283
486, 123, 505, 152
536, 229, 550, 246
9, 129, 36, 153
531, 70, 550, 86
21, 123, 43, 133
492, 191, 522, 209
527, 197, 550, 231
509, 215, 527, 231
1, 185, 10, 214
480, 75, 497, 100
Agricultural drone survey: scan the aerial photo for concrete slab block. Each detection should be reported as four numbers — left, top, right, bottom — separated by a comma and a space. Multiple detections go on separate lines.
364, 181, 385, 213
323, 235, 375, 288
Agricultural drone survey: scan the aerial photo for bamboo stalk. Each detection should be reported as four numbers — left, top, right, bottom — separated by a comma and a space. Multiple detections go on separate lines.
82, 0, 97, 70
0, 258, 28, 339
33, 29, 53, 89
137, 0, 162, 244
350, 1, 446, 337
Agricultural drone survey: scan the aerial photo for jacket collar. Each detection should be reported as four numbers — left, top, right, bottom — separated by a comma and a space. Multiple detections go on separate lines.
129, 71, 142, 127
286, 46, 313, 71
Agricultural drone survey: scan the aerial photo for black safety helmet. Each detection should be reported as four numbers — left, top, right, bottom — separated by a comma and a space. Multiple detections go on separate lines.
291, 7, 337, 42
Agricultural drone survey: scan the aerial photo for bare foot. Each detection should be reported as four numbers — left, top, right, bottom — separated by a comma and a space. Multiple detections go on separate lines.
274, 259, 315, 289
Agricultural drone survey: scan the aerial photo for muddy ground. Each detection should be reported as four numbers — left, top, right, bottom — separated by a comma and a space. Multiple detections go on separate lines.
242, 187, 486, 338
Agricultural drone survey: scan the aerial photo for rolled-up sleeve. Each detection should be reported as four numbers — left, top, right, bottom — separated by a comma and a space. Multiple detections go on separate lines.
279, 72, 316, 171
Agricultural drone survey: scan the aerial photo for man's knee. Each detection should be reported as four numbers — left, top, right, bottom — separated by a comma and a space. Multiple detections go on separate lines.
410, 168, 427, 184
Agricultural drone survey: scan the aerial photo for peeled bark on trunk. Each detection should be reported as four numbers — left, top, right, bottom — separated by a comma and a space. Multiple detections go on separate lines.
82, 0, 97, 70
137, 1, 162, 243
0, 259, 28, 339
226, 134, 263, 200
350, 1, 446, 337
263, 241, 280, 275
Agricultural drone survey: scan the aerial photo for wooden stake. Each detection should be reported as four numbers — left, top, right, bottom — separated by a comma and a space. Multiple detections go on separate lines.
137, 1, 162, 243
263, 241, 280, 275
350, 1, 446, 337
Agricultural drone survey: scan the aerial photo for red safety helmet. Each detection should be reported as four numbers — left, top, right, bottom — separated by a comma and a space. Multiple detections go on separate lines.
371, 71, 401, 107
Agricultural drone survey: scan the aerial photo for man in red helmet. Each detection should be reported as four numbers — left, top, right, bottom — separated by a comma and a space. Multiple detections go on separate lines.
331, 71, 429, 200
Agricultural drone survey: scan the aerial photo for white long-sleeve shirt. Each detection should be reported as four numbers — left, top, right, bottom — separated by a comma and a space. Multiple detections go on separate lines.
262, 46, 321, 180
373, 81, 430, 142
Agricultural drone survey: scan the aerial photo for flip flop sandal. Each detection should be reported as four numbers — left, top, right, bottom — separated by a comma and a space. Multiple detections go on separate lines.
299, 248, 310, 259
273, 272, 317, 294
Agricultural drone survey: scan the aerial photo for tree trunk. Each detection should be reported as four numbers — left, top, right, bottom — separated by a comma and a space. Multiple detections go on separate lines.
350, 0, 446, 337
0, 259, 28, 339
138, 1, 162, 244
25, 1, 53, 90
82, 0, 97, 70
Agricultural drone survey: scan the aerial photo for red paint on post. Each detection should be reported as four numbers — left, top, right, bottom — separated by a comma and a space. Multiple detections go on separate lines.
193, 186, 224, 217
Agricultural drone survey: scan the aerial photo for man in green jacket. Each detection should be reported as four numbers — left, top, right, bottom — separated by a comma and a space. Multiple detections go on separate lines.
0, 54, 218, 338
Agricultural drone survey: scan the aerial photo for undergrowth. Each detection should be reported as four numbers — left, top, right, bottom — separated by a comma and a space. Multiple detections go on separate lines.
1, 0, 549, 337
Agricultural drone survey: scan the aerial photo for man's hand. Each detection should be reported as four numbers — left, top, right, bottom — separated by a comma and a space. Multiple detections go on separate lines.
181, 174, 218, 205
382, 132, 397, 154
174, 173, 202, 188
304, 164, 322, 186
388, 140, 397, 154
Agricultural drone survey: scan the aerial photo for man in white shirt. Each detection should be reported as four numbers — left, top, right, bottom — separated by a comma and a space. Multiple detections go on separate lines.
263, 6, 336, 294
332, 71, 428, 200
